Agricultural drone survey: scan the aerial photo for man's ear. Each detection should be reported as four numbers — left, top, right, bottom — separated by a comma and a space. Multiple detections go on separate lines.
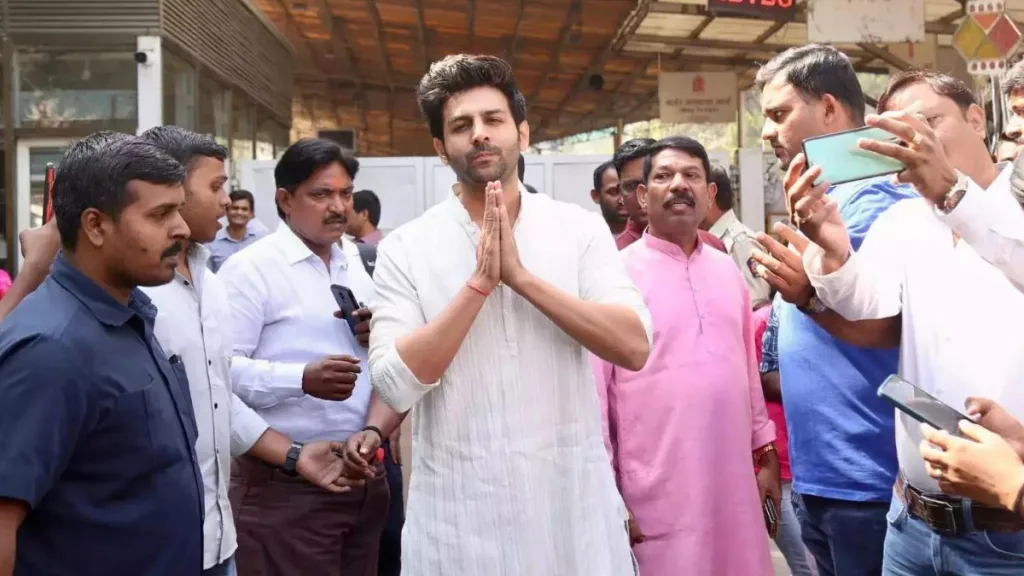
433, 138, 449, 165
820, 93, 841, 128
637, 183, 649, 211
275, 188, 292, 220
707, 181, 719, 203
590, 189, 600, 204
80, 208, 112, 249
518, 121, 531, 151
966, 103, 987, 138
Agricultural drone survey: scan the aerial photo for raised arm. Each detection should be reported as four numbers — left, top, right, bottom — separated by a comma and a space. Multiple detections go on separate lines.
937, 174, 1024, 294
218, 260, 307, 409
369, 186, 502, 413
0, 223, 61, 323
500, 205, 652, 371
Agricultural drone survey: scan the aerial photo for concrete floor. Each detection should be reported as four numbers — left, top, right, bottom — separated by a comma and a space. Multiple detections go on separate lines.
771, 542, 792, 575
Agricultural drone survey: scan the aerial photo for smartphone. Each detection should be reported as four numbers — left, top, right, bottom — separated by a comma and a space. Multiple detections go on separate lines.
877, 374, 970, 435
802, 126, 905, 186
763, 496, 779, 539
330, 284, 360, 333
43, 163, 56, 224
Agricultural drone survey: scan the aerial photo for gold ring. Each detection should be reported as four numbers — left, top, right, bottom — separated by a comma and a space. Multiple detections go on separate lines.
911, 132, 924, 147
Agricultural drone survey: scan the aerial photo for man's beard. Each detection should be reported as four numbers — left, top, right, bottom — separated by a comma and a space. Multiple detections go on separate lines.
449, 140, 518, 185
600, 202, 627, 227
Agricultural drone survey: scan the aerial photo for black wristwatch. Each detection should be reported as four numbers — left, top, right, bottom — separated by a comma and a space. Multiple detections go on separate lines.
282, 441, 304, 477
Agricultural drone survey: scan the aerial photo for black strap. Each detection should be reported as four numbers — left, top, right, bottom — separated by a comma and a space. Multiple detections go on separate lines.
356, 242, 377, 277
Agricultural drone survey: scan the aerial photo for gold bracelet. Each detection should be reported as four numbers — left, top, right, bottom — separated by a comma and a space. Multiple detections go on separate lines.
753, 442, 776, 464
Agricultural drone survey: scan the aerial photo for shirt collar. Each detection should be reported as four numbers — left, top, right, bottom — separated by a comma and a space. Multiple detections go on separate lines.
991, 161, 1012, 191
707, 209, 738, 239
625, 217, 646, 235
214, 226, 255, 242
50, 253, 157, 327
641, 228, 705, 259
275, 220, 348, 269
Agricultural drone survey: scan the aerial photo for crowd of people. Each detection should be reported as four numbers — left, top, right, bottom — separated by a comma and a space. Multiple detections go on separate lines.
0, 46, 1023, 576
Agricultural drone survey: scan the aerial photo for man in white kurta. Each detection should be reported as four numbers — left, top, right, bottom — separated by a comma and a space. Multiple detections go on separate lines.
368, 186, 652, 575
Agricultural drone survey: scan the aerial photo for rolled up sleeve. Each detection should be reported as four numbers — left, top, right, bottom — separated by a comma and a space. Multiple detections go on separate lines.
229, 391, 270, 456
368, 241, 436, 413
0, 336, 91, 508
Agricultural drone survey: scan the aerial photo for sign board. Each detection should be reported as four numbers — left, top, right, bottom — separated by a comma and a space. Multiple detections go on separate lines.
658, 72, 738, 124
707, 0, 797, 20
808, 0, 925, 44
953, 0, 1022, 76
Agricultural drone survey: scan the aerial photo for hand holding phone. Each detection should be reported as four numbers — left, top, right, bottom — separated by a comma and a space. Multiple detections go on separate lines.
877, 374, 971, 435
802, 126, 905, 186
331, 284, 360, 332
763, 497, 779, 539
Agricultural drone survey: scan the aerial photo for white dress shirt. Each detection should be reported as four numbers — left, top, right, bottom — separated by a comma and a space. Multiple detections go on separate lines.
369, 189, 653, 575
218, 222, 376, 442
142, 243, 269, 569
803, 164, 1024, 492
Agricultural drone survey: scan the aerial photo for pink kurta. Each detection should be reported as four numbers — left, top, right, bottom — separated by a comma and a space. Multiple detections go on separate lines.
594, 232, 776, 576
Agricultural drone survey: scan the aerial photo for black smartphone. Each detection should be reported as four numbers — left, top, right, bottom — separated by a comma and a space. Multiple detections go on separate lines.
763, 496, 779, 539
877, 374, 970, 435
330, 284, 360, 333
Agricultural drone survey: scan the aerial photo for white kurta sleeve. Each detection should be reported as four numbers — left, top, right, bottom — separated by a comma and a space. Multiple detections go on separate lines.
802, 205, 906, 321
218, 258, 306, 409
937, 177, 1024, 294
576, 212, 653, 349
368, 239, 435, 413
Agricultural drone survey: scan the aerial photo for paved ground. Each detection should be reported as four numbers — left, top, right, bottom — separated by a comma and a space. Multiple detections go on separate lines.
771, 542, 792, 575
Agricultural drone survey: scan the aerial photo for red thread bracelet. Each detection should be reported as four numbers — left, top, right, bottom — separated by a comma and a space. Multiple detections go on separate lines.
466, 282, 489, 297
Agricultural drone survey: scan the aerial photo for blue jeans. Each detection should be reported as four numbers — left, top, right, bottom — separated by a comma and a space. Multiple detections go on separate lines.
775, 483, 818, 576
883, 495, 1024, 575
202, 555, 235, 576
792, 491, 889, 576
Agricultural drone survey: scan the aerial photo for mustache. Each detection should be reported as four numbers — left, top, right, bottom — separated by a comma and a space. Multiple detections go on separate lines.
161, 241, 183, 259
465, 143, 502, 160
323, 213, 347, 225
664, 191, 696, 208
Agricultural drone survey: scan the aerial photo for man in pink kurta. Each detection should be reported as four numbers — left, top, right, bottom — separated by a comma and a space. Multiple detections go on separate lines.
594, 136, 779, 576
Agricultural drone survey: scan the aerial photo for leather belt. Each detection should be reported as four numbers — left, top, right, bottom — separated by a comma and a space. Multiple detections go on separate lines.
896, 474, 1024, 535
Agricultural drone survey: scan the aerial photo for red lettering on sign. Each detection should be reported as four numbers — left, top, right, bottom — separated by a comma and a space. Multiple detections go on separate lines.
692, 75, 705, 93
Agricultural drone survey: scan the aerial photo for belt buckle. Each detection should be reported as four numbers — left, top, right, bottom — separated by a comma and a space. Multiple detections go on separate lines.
919, 493, 959, 535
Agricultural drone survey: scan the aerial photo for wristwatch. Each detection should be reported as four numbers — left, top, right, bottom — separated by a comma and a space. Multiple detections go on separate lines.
938, 170, 969, 214
753, 442, 777, 464
281, 441, 304, 477
798, 292, 828, 315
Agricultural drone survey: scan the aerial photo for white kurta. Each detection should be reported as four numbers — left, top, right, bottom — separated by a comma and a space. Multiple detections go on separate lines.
369, 189, 652, 576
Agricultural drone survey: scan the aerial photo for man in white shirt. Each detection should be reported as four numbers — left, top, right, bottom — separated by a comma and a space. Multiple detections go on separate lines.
366, 54, 652, 576
701, 163, 771, 308
219, 138, 395, 575
792, 70, 1024, 575
138, 127, 359, 576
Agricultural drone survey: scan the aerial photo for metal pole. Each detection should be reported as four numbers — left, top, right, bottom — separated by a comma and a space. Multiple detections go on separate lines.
613, 117, 623, 151
991, 74, 1003, 153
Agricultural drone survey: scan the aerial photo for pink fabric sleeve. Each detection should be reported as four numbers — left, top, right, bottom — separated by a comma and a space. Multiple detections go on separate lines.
742, 284, 776, 451
591, 354, 621, 488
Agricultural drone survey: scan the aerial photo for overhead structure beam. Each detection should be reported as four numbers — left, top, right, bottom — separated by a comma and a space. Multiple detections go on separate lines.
413, 0, 429, 72
526, 0, 584, 103
856, 43, 913, 70
629, 35, 881, 61
506, 0, 527, 68
313, 0, 368, 131
364, 0, 396, 151
468, 0, 477, 51
535, 0, 653, 133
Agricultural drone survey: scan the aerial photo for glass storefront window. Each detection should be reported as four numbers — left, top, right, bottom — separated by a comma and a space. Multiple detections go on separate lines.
163, 50, 196, 129
198, 73, 230, 148
231, 93, 254, 167
15, 50, 137, 132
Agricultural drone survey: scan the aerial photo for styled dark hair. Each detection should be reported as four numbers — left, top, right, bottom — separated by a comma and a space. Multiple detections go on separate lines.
709, 164, 733, 211
755, 44, 866, 125
352, 190, 381, 227
1003, 58, 1024, 97
877, 69, 977, 114
613, 138, 656, 174
274, 138, 360, 219
140, 125, 227, 170
54, 136, 186, 251
229, 189, 256, 212
416, 54, 528, 141
592, 160, 616, 193
642, 136, 711, 184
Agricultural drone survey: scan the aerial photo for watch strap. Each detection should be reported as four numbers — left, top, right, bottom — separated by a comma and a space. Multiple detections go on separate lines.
363, 425, 384, 444
939, 171, 969, 214
797, 293, 827, 315
282, 441, 303, 477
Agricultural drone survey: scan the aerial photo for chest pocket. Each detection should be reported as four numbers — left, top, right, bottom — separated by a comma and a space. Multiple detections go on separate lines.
97, 377, 189, 470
